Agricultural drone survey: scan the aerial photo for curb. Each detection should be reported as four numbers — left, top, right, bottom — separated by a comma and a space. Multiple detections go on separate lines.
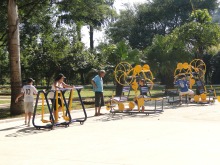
0, 107, 96, 124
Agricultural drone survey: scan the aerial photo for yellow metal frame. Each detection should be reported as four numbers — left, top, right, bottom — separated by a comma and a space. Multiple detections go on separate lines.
107, 62, 156, 111
174, 59, 206, 90
54, 89, 73, 122
40, 93, 51, 123
173, 59, 219, 103
114, 62, 154, 95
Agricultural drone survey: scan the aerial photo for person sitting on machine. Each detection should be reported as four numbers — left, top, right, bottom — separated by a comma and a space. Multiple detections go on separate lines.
175, 74, 194, 105
195, 79, 205, 95
134, 79, 153, 111
139, 79, 152, 97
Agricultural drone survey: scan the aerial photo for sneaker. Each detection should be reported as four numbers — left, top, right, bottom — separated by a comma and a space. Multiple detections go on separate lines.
24, 121, 27, 125
27, 122, 30, 127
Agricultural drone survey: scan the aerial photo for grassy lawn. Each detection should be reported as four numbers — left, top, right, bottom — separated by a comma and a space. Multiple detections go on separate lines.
0, 100, 10, 104
0, 84, 219, 120
0, 85, 166, 120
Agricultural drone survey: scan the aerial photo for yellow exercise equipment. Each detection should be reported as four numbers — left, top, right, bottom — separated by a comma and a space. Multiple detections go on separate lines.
193, 95, 200, 103
40, 93, 51, 123
129, 101, 135, 110
118, 102, 125, 111
54, 90, 72, 123
217, 96, 220, 102
109, 62, 163, 114
114, 62, 134, 86
174, 59, 219, 103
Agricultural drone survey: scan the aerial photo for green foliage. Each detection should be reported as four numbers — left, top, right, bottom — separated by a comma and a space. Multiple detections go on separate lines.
1, 0, 220, 87
190, 9, 212, 23
144, 34, 192, 86
106, 7, 136, 44
107, 0, 218, 50
210, 53, 220, 84
57, 0, 117, 49
173, 11, 220, 58
207, 44, 220, 56
97, 40, 142, 65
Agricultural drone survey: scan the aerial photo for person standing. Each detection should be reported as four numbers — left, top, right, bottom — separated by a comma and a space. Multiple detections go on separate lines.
91, 70, 106, 116
48, 73, 74, 119
15, 78, 38, 126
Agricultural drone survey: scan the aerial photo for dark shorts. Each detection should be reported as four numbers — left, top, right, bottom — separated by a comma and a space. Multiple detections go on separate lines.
51, 98, 62, 111
95, 92, 104, 107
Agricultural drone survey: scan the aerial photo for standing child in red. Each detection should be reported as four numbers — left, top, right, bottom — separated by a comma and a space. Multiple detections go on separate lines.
15, 78, 38, 126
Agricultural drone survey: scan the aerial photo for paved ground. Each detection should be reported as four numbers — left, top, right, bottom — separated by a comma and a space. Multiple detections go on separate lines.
1, 101, 220, 165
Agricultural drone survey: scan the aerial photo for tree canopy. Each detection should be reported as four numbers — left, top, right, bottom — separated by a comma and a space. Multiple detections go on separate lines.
1, 0, 220, 89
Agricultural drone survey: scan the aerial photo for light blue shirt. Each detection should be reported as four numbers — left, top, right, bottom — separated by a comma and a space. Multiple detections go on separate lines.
92, 75, 103, 92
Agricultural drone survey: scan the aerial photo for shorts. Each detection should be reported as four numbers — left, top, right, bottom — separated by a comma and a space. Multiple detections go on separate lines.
51, 98, 62, 111
95, 92, 104, 107
179, 89, 194, 96
24, 102, 34, 113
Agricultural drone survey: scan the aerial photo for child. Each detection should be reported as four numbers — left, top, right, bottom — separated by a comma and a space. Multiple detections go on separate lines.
48, 73, 74, 120
15, 78, 38, 126
175, 75, 194, 104
134, 79, 152, 112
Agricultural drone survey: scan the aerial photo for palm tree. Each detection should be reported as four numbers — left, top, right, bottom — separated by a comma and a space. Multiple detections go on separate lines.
8, 0, 23, 115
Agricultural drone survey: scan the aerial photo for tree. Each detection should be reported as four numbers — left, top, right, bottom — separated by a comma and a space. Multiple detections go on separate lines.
210, 53, 220, 84
8, 0, 23, 115
173, 9, 220, 59
97, 40, 143, 94
107, 0, 218, 50
144, 34, 192, 88
57, 0, 116, 50
144, 9, 220, 87
60, 41, 97, 84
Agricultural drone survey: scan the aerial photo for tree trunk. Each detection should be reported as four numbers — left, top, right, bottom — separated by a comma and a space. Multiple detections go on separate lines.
8, 0, 23, 115
115, 82, 123, 96
160, 73, 175, 89
76, 21, 82, 42
89, 25, 94, 50
79, 71, 85, 85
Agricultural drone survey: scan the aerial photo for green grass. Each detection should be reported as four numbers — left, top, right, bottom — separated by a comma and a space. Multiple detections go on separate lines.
1, 84, 220, 120
0, 108, 11, 119
0, 100, 10, 104
0, 102, 95, 120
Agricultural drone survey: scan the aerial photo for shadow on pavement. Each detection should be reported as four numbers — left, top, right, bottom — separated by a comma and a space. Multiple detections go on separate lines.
3, 112, 163, 137
89, 112, 162, 122
0, 124, 26, 132
5, 126, 52, 137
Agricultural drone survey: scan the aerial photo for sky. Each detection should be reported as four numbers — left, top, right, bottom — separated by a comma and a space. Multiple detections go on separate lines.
81, 0, 146, 48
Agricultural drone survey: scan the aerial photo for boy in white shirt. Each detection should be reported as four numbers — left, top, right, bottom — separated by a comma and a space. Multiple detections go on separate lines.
15, 78, 38, 126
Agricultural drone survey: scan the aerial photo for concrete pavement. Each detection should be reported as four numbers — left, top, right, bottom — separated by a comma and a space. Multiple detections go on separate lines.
1, 102, 220, 165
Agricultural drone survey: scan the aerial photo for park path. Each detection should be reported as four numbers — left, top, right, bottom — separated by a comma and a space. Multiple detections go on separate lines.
0, 102, 220, 165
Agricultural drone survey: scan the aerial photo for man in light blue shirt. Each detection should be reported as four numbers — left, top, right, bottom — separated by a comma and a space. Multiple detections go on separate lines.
91, 70, 106, 116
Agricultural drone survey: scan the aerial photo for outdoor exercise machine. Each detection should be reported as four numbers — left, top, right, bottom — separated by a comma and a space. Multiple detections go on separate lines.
53, 86, 87, 125
32, 90, 54, 129
106, 62, 163, 115
70, 86, 87, 125
32, 86, 87, 129
32, 89, 72, 129
169, 59, 218, 104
